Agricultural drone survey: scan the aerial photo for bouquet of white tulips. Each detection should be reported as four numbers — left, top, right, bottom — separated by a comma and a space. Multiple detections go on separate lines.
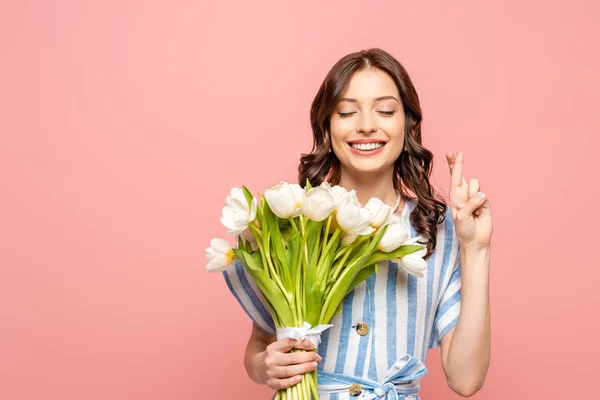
206, 181, 427, 400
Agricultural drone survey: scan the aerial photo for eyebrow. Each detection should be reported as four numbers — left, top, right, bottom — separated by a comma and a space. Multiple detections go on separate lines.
339, 96, 401, 104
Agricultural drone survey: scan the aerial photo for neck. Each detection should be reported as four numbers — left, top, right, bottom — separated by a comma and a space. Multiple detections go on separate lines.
337, 166, 399, 209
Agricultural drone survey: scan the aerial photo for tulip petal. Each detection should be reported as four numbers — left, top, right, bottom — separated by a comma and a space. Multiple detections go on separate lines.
365, 197, 392, 228
264, 183, 297, 219
205, 254, 231, 272
341, 232, 358, 246
210, 238, 232, 254
302, 187, 335, 221
395, 245, 428, 277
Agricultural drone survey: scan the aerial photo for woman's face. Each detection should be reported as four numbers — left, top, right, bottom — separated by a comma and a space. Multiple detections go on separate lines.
329, 68, 405, 176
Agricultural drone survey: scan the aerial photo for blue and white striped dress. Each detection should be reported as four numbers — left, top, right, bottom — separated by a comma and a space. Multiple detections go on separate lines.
223, 199, 462, 400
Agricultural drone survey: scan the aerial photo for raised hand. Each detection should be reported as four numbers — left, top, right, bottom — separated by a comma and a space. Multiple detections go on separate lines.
446, 151, 493, 250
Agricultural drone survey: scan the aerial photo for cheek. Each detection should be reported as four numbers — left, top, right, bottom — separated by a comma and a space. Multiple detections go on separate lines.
380, 118, 405, 140
329, 120, 350, 143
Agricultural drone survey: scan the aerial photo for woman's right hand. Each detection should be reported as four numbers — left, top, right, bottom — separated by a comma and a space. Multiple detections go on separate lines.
259, 338, 322, 390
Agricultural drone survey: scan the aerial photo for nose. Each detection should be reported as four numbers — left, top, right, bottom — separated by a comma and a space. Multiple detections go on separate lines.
356, 113, 377, 134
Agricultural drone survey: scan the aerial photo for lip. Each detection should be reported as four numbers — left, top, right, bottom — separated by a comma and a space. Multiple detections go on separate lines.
347, 141, 386, 156
347, 138, 387, 144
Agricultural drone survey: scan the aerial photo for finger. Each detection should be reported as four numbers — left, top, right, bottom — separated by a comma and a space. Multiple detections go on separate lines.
450, 152, 464, 188
270, 338, 315, 353
276, 350, 322, 367
468, 178, 480, 199
446, 151, 456, 174
267, 375, 304, 391
271, 361, 319, 379
457, 192, 486, 220
447, 151, 468, 191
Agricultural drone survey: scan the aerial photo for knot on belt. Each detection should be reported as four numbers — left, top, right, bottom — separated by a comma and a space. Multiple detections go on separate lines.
318, 354, 428, 399
373, 382, 398, 399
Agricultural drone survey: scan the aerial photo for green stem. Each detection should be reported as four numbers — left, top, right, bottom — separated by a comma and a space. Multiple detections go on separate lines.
295, 251, 303, 324
329, 246, 353, 282
303, 372, 310, 399
320, 214, 331, 256
319, 254, 365, 323
290, 217, 299, 233
310, 370, 319, 399
315, 226, 341, 275
300, 216, 309, 324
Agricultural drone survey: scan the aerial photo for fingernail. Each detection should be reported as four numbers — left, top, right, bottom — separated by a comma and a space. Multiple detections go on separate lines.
316, 355, 323, 362
478, 192, 486, 199
296, 375, 302, 382
311, 362, 318, 368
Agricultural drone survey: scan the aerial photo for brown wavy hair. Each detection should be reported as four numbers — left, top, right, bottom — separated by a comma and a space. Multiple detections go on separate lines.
298, 48, 447, 259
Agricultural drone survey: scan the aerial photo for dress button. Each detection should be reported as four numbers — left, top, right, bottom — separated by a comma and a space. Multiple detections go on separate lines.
349, 383, 363, 396
356, 322, 369, 336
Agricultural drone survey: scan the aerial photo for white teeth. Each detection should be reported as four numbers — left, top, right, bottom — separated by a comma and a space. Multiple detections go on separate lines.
351, 142, 384, 151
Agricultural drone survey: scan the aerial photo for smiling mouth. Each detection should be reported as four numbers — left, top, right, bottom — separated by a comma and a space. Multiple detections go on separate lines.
349, 142, 386, 151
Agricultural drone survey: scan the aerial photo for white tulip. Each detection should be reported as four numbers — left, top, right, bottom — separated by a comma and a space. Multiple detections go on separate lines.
205, 238, 236, 272
376, 220, 410, 252
264, 182, 305, 219
365, 197, 393, 228
320, 182, 355, 210
220, 187, 257, 234
393, 236, 428, 277
302, 186, 335, 221
385, 213, 403, 225
335, 195, 375, 245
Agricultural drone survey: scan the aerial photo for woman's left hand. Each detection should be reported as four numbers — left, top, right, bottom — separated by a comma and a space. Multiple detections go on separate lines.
446, 151, 493, 250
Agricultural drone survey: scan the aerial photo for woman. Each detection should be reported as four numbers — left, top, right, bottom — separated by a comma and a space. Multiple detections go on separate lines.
223, 48, 493, 399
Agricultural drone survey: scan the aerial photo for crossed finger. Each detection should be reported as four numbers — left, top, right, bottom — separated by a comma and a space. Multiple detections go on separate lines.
446, 151, 468, 188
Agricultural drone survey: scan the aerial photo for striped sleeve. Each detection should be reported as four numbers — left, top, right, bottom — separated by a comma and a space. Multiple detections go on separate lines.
222, 259, 277, 336
429, 220, 462, 349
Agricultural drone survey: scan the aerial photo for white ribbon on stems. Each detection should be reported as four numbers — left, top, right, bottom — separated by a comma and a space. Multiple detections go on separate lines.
276, 322, 334, 348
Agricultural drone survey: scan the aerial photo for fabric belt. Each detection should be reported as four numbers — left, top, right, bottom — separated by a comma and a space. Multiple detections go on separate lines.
318, 354, 428, 399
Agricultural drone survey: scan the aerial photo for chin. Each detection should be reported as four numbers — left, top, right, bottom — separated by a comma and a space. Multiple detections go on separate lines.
348, 161, 391, 175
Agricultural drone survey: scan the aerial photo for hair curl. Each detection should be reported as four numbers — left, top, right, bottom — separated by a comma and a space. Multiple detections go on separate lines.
298, 48, 447, 259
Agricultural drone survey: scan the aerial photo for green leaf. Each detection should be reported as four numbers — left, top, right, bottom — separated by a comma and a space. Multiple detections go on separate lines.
319, 249, 375, 323
233, 249, 263, 272
305, 178, 312, 191
305, 220, 323, 273
364, 244, 425, 265
332, 301, 343, 318
245, 267, 295, 328
345, 263, 377, 296
264, 202, 290, 283
287, 232, 300, 282
241, 185, 254, 208
366, 224, 388, 254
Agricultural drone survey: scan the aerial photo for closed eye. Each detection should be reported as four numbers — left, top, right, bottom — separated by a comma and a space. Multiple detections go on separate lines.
338, 112, 356, 118
379, 111, 395, 116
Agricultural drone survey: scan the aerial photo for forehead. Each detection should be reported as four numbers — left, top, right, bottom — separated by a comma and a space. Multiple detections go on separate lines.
342, 68, 400, 99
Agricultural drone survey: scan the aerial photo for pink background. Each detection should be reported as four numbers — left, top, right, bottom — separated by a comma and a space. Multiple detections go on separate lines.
1, 1, 599, 399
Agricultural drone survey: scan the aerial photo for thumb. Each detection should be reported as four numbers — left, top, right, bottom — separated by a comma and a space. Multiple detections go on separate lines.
457, 192, 486, 220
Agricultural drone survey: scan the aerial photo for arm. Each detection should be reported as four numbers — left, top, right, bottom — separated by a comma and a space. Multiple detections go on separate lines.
442, 151, 493, 396
440, 246, 491, 397
245, 323, 276, 384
